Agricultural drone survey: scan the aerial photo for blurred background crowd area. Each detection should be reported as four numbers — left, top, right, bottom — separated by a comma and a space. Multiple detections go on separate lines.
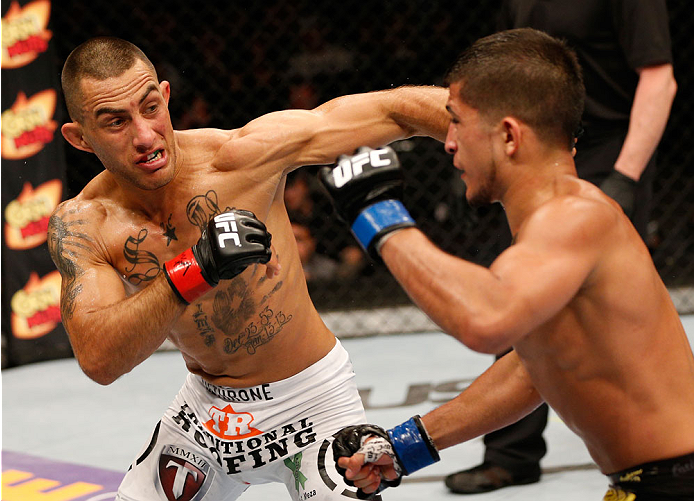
54, 0, 693, 315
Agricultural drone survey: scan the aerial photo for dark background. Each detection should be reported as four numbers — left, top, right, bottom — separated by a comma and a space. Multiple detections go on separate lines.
49, 0, 693, 313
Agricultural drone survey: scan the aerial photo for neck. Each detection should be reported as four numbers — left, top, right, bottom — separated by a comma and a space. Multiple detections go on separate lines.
499, 150, 577, 235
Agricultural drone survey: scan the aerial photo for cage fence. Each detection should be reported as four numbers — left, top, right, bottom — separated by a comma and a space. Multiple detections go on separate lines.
53, 0, 693, 337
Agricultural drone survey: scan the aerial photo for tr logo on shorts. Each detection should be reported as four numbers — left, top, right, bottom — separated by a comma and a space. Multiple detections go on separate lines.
213, 213, 242, 248
203, 404, 262, 440
157, 444, 214, 501
331, 148, 392, 188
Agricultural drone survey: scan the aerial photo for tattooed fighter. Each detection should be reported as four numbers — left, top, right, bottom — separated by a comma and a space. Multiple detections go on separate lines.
48, 37, 448, 501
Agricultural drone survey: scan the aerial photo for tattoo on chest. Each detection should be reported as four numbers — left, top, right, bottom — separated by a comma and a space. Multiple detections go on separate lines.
47, 211, 92, 321
123, 229, 161, 285
186, 190, 231, 233
160, 214, 177, 246
191, 272, 288, 354
120, 189, 236, 285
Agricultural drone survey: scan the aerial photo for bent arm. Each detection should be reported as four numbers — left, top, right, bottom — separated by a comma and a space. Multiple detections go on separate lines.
48, 204, 185, 385
423, 350, 543, 450
614, 64, 677, 181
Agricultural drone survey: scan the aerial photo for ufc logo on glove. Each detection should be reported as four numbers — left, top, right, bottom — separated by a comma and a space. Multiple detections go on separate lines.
318, 145, 415, 261
214, 213, 242, 248
332, 147, 393, 187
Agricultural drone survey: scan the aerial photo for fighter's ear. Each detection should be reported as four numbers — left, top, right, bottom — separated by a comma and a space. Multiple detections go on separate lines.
61, 122, 94, 153
160, 80, 171, 105
499, 116, 521, 157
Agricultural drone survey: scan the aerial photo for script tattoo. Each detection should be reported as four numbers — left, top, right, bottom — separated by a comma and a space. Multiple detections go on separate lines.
123, 229, 161, 285
47, 211, 92, 320
192, 304, 216, 347
208, 267, 287, 354
259, 281, 283, 306
186, 190, 232, 234
160, 214, 178, 246
224, 306, 293, 355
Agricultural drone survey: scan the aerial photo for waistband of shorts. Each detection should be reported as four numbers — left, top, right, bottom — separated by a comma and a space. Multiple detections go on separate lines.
608, 451, 694, 484
197, 337, 346, 401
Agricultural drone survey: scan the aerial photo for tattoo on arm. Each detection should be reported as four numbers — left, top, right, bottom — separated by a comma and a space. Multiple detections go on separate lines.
47, 211, 93, 321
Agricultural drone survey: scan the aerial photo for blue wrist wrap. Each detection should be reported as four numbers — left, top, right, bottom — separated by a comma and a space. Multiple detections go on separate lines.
387, 416, 440, 475
351, 200, 414, 252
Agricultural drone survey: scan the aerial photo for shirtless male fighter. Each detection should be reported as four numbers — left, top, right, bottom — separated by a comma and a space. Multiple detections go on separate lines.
48, 36, 448, 500
320, 29, 694, 500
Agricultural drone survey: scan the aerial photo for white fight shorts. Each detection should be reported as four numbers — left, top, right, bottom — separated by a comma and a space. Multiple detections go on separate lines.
116, 339, 372, 501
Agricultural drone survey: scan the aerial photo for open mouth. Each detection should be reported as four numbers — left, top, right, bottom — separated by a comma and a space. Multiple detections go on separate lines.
139, 150, 163, 165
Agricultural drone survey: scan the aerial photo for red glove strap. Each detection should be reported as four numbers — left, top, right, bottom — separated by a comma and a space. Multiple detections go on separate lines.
163, 248, 213, 304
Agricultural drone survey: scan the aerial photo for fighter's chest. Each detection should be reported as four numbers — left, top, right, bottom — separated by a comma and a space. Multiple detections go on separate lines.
108, 188, 242, 288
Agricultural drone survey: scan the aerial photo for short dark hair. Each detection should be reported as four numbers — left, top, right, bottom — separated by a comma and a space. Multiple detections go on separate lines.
444, 28, 584, 150
61, 37, 157, 121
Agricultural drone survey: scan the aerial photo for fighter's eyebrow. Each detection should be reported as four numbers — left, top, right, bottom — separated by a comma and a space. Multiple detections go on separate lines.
94, 84, 159, 118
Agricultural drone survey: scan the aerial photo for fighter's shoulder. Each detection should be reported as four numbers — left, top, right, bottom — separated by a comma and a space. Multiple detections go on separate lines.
47, 193, 114, 268
176, 128, 246, 172
176, 128, 232, 148
523, 186, 619, 245
176, 128, 233, 158
48, 172, 125, 243
51, 189, 107, 223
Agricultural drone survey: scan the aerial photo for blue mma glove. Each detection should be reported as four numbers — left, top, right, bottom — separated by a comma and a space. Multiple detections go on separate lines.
319, 146, 415, 260
332, 416, 440, 499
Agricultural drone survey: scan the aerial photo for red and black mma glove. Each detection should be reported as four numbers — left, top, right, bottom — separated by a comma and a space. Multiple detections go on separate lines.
163, 209, 272, 304
318, 146, 415, 261
332, 416, 440, 499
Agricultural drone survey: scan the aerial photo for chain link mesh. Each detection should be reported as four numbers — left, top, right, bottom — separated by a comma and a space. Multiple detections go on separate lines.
53, 0, 694, 335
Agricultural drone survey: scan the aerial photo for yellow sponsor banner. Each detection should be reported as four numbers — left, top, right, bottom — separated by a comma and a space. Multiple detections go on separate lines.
2, 469, 104, 501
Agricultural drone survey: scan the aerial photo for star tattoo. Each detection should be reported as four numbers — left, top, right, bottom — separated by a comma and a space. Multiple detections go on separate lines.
160, 214, 178, 246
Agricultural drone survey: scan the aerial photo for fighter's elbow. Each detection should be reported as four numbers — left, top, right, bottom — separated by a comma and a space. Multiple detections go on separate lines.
455, 314, 515, 355
77, 353, 124, 386
667, 75, 678, 103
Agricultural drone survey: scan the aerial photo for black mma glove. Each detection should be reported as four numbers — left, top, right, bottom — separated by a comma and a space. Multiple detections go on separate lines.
163, 209, 272, 303
332, 416, 440, 499
599, 170, 637, 219
318, 146, 416, 260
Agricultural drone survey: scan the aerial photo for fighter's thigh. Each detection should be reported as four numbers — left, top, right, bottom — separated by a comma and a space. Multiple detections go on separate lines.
278, 435, 383, 501
115, 421, 248, 501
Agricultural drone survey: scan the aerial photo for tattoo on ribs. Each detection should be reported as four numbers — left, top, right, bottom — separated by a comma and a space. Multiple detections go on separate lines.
192, 303, 216, 347
189, 273, 287, 355
47, 212, 92, 320
224, 306, 293, 355
123, 229, 161, 285
211, 277, 257, 334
